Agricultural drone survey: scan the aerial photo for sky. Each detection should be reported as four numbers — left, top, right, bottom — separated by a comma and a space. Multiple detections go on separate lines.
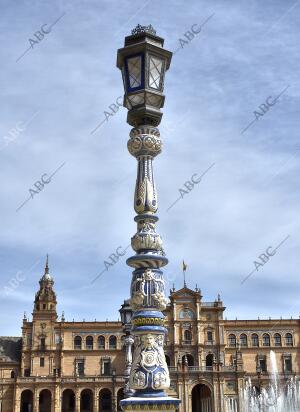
0, 0, 299, 336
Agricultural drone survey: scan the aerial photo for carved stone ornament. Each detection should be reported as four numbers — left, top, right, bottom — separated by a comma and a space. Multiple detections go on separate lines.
131, 269, 167, 311
129, 334, 170, 390
128, 127, 162, 159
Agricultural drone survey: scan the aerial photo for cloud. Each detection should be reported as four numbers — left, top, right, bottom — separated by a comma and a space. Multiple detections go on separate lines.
0, 0, 299, 335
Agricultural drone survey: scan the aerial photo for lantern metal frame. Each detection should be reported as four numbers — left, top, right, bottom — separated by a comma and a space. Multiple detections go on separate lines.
117, 30, 172, 127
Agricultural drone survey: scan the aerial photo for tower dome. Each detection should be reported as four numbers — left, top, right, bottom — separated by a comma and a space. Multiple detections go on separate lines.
33, 255, 57, 320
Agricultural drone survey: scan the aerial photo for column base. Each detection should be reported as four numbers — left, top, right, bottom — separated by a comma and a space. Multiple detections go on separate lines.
121, 396, 180, 411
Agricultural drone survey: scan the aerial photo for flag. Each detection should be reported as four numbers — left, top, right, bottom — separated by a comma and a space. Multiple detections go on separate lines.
183, 260, 187, 272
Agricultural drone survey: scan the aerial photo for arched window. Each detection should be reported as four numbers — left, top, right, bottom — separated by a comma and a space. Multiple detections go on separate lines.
80, 389, 93, 411
263, 333, 270, 346
74, 336, 82, 350
182, 354, 194, 366
274, 333, 282, 347
192, 385, 212, 412
117, 388, 125, 412
184, 330, 192, 342
228, 334, 236, 347
285, 333, 293, 347
240, 334, 248, 347
179, 309, 194, 319
109, 335, 117, 349
86, 336, 93, 350
39, 389, 52, 411
62, 389, 75, 411
99, 389, 112, 411
21, 390, 33, 412
98, 335, 105, 349
252, 333, 259, 347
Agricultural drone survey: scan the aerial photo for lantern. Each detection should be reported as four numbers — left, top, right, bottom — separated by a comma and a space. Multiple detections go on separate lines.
117, 24, 172, 127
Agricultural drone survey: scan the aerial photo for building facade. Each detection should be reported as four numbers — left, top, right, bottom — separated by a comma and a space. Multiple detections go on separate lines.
0, 261, 299, 412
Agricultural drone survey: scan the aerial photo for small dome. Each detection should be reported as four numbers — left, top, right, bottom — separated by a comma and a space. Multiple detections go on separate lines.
42, 272, 53, 281
41, 254, 53, 282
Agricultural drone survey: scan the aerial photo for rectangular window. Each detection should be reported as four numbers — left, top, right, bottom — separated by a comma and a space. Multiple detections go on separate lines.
286, 335, 293, 346
102, 359, 111, 376
53, 368, 60, 376
207, 331, 213, 341
75, 360, 84, 376
98, 338, 105, 350
259, 358, 267, 372
228, 336, 236, 347
40, 357, 45, 367
24, 368, 30, 377
55, 333, 61, 344
40, 338, 46, 350
284, 357, 292, 373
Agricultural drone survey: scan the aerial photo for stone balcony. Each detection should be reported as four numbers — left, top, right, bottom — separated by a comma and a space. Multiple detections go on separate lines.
16, 375, 125, 383
168, 365, 238, 373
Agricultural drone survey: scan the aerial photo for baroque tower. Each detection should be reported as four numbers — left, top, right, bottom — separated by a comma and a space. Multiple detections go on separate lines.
33, 255, 57, 322
22, 256, 59, 377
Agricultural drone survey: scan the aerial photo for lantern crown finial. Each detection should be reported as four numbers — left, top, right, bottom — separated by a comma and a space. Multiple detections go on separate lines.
131, 24, 156, 36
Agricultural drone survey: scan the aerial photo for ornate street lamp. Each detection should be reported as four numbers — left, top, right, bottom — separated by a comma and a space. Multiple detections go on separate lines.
117, 25, 180, 412
117, 24, 171, 128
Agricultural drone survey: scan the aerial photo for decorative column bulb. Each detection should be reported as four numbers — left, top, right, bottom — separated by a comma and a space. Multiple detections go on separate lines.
117, 25, 180, 411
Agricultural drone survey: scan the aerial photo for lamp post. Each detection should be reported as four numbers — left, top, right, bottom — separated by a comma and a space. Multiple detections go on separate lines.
112, 369, 117, 412
117, 25, 180, 412
120, 299, 135, 398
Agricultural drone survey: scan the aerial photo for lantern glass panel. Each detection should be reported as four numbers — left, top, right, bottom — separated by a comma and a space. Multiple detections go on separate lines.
125, 54, 144, 91
128, 93, 144, 106
148, 55, 164, 90
145, 93, 162, 108
126, 92, 145, 110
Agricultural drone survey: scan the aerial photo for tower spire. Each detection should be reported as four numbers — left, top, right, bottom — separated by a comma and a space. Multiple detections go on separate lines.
45, 254, 49, 274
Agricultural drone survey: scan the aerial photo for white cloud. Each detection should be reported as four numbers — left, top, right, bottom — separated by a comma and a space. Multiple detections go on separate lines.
0, 0, 299, 334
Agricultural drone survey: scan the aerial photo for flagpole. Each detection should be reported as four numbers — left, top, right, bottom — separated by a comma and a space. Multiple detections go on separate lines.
183, 260, 187, 287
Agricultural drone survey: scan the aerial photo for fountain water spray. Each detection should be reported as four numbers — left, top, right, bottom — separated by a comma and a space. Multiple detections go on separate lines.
240, 350, 300, 411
